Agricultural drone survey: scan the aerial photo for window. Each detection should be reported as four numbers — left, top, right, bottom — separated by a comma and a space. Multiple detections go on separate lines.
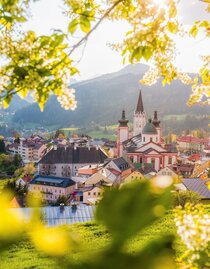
151, 158, 155, 168
143, 137, 145, 142
88, 192, 91, 196
168, 157, 172, 165
93, 192, 96, 195
98, 192, 101, 196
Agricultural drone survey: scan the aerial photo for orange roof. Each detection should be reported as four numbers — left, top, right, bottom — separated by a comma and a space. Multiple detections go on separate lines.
10, 197, 21, 208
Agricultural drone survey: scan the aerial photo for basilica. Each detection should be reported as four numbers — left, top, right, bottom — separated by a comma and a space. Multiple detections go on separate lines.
117, 90, 178, 172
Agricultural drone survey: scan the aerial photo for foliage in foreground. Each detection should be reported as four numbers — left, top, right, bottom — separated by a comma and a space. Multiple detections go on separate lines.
1, 177, 210, 268
0, 178, 176, 269
0, 0, 209, 110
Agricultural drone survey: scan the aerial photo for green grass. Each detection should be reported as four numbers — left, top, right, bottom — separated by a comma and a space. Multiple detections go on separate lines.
0, 211, 185, 269
86, 130, 117, 141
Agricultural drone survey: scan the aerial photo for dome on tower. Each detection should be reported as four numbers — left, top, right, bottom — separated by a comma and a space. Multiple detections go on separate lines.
142, 119, 157, 135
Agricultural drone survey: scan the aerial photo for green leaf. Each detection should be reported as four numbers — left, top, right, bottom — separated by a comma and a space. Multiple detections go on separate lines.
96, 180, 172, 244
68, 19, 78, 34
93, 235, 175, 269
80, 16, 91, 33
3, 95, 12, 109
142, 46, 153, 61
130, 47, 142, 63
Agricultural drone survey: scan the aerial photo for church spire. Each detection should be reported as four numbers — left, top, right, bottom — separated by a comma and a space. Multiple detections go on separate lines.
136, 90, 144, 113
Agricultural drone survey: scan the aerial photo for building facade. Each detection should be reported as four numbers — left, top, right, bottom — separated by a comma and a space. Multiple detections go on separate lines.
38, 145, 108, 177
29, 175, 76, 203
117, 90, 178, 172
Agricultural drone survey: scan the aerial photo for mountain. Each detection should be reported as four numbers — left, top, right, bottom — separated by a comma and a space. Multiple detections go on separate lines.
6, 95, 30, 112
13, 63, 209, 133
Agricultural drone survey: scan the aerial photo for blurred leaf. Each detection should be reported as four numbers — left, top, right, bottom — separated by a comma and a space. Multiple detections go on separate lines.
167, 22, 178, 34
96, 181, 172, 245
190, 25, 198, 38
88, 235, 175, 269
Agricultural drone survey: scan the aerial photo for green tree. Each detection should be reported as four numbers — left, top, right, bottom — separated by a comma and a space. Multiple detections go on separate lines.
0, 139, 5, 153
13, 154, 22, 167
0, 0, 209, 110
173, 190, 201, 208
23, 163, 35, 176
54, 195, 67, 206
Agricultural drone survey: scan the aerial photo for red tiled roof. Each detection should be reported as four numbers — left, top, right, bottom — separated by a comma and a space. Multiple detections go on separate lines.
188, 154, 201, 161
23, 175, 32, 183
177, 136, 209, 145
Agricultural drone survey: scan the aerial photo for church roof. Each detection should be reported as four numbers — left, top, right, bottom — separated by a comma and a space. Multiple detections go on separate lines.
142, 119, 157, 135
136, 90, 144, 113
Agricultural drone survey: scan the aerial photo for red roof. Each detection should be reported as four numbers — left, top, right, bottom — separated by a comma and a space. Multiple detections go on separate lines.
22, 175, 32, 183
188, 154, 201, 162
177, 136, 209, 145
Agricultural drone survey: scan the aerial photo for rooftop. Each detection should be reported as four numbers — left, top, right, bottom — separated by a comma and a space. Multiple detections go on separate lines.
39, 146, 107, 164
182, 178, 210, 199
30, 176, 75, 188
142, 119, 157, 135
10, 204, 95, 226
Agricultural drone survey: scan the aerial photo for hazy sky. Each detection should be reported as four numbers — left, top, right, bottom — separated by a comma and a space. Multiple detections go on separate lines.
24, 0, 210, 79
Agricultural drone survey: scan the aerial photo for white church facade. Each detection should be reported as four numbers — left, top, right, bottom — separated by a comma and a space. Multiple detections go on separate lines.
117, 90, 178, 172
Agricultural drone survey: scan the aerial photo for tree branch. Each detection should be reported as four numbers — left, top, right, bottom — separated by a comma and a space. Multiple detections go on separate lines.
68, 0, 124, 56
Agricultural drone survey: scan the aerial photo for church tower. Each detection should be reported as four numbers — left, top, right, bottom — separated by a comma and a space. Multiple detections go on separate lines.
133, 90, 146, 136
152, 110, 161, 143
117, 110, 129, 157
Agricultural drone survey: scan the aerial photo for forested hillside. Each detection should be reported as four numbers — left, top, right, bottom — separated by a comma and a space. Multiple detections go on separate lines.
13, 64, 209, 133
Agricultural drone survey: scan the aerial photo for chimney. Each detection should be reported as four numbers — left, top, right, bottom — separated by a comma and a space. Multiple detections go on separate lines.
74, 144, 77, 150
54, 145, 57, 150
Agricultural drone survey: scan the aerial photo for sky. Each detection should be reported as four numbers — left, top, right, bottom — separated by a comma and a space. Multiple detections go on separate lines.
23, 0, 210, 80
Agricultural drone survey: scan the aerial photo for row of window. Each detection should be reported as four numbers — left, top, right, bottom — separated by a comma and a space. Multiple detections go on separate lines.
87, 192, 101, 196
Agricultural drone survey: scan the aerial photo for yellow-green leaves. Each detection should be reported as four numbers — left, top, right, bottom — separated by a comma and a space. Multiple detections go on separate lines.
167, 21, 178, 34
96, 180, 172, 245
0, 31, 78, 111
80, 15, 91, 33
0, 0, 29, 30
66, 0, 96, 34
190, 25, 199, 38
68, 18, 78, 34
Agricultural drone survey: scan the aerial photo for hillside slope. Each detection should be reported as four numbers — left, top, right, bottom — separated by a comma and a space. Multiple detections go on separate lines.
13, 64, 209, 133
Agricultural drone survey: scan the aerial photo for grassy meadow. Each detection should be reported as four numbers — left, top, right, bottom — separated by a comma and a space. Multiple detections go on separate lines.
0, 211, 185, 269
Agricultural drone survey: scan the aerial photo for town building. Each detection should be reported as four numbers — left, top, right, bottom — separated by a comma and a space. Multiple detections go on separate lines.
157, 166, 179, 182
182, 178, 210, 200
29, 175, 76, 203
38, 145, 108, 177
117, 90, 178, 172
120, 171, 144, 187
7, 138, 47, 163
177, 135, 209, 152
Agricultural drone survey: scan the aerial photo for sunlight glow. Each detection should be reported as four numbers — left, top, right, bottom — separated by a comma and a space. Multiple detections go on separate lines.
153, 0, 167, 10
